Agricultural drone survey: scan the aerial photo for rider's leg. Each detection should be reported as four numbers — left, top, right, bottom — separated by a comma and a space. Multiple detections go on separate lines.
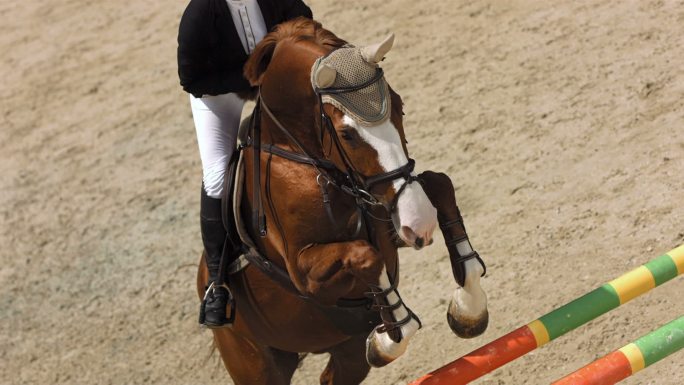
191, 93, 245, 327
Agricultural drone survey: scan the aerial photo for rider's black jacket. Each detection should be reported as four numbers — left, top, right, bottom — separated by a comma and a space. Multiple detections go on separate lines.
178, 0, 313, 97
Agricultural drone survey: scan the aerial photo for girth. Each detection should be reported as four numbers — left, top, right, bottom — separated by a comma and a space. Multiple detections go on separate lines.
244, 251, 380, 336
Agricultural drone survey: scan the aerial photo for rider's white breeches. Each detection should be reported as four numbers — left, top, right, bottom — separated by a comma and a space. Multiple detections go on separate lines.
190, 93, 245, 198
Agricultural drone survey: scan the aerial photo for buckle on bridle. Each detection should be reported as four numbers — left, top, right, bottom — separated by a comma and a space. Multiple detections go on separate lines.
356, 188, 383, 206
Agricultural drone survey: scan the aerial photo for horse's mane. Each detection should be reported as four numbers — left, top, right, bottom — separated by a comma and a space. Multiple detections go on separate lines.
244, 18, 347, 87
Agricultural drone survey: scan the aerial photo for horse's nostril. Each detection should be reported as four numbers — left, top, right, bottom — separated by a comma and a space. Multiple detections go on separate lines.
415, 237, 424, 248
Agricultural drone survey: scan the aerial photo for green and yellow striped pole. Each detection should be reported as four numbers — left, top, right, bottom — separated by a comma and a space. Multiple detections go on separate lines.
552, 315, 684, 384
409, 245, 684, 385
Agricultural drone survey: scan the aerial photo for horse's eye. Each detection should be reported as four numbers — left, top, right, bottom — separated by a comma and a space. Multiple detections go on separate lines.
340, 129, 354, 141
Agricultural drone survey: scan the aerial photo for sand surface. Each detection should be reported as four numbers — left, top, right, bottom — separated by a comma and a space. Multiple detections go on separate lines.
2, 0, 683, 384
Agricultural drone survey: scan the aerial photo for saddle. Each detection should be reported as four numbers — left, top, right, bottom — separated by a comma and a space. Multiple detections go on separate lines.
218, 108, 381, 336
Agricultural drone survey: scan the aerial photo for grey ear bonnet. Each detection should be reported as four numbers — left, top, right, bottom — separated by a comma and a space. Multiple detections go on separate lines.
311, 46, 391, 127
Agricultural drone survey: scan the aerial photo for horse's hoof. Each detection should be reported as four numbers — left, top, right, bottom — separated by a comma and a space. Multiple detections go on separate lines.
365, 327, 406, 368
446, 307, 489, 338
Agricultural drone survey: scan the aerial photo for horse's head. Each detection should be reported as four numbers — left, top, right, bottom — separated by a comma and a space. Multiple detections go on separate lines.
245, 18, 437, 249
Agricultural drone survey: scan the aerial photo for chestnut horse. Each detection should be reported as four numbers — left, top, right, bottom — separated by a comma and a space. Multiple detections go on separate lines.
196, 18, 488, 385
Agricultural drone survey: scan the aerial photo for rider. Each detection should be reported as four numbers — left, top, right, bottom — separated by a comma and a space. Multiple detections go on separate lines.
177, 0, 313, 328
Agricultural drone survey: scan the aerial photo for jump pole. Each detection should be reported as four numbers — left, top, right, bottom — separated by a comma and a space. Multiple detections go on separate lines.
552, 315, 684, 385
408, 244, 684, 385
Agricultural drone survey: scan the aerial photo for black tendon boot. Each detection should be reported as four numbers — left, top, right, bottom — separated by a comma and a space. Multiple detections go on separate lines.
199, 188, 234, 328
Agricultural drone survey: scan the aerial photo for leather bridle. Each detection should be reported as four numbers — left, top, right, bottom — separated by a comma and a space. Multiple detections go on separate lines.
314, 67, 419, 216
253, 65, 419, 240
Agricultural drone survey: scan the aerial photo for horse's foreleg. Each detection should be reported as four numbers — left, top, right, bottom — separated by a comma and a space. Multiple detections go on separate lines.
296, 241, 420, 367
364, 264, 422, 368
418, 171, 489, 338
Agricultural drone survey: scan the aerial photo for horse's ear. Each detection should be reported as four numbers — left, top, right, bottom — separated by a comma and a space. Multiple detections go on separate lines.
361, 33, 395, 64
313, 63, 337, 89
244, 34, 277, 86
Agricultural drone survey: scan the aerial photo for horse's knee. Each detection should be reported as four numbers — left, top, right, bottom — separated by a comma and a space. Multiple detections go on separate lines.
345, 241, 384, 280
418, 171, 458, 213
418, 170, 452, 187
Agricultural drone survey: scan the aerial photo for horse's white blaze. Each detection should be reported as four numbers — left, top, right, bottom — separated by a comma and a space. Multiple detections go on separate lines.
367, 267, 419, 360
451, 246, 487, 318
344, 115, 437, 247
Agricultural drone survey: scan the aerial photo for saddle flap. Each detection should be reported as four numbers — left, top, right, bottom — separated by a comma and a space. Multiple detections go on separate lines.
219, 147, 251, 275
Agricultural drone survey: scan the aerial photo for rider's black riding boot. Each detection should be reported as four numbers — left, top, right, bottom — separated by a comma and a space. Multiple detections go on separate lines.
199, 187, 234, 328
